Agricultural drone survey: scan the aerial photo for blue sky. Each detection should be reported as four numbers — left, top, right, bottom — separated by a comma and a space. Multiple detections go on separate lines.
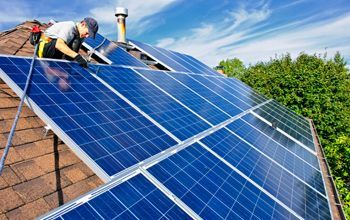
1, 0, 350, 67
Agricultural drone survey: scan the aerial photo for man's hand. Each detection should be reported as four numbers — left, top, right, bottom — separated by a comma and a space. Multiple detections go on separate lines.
74, 54, 88, 68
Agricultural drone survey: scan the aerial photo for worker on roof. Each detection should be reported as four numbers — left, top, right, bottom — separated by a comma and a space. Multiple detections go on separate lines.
37, 17, 98, 68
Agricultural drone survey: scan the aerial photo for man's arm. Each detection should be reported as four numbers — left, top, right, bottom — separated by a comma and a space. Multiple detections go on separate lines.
55, 38, 78, 58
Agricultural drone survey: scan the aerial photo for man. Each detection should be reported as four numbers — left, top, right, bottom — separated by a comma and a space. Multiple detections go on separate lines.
37, 17, 98, 68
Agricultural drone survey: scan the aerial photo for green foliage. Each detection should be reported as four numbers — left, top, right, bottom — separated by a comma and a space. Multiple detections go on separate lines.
219, 52, 350, 217
218, 58, 246, 78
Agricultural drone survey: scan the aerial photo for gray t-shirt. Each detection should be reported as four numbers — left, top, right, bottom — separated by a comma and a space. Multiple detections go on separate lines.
44, 21, 77, 44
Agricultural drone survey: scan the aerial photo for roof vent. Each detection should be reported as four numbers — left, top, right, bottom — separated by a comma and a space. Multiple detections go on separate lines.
115, 7, 128, 44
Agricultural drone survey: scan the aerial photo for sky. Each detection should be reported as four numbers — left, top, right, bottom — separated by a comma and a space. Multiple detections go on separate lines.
1, 0, 350, 67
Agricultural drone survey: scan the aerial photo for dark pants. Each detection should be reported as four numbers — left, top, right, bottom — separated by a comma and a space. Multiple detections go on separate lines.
38, 38, 82, 59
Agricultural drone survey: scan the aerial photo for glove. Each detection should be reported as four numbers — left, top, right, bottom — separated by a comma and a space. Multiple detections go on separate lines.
74, 54, 88, 68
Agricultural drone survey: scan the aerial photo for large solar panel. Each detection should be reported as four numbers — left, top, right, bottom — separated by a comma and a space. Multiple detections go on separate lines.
226, 118, 325, 195
165, 71, 243, 117
242, 114, 320, 170
94, 65, 211, 141
42, 173, 191, 219
188, 74, 261, 110
135, 68, 231, 125
83, 33, 148, 68
200, 127, 331, 219
129, 39, 220, 76
253, 100, 315, 151
0, 56, 177, 180
148, 143, 298, 219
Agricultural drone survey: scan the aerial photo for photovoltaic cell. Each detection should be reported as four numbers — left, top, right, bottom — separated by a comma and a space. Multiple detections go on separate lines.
135, 68, 230, 125
253, 100, 315, 150
0, 57, 177, 177
242, 113, 320, 170
47, 174, 191, 219
83, 33, 148, 68
148, 143, 298, 219
95, 65, 211, 141
226, 118, 325, 195
166, 71, 243, 117
200, 127, 331, 219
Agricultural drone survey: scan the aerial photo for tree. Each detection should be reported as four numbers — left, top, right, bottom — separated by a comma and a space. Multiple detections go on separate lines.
218, 58, 246, 78
219, 53, 350, 217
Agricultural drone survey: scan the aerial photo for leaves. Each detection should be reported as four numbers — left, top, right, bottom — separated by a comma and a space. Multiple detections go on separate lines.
219, 52, 350, 218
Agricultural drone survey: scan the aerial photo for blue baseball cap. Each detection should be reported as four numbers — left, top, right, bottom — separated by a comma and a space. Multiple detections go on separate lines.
84, 17, 98, 39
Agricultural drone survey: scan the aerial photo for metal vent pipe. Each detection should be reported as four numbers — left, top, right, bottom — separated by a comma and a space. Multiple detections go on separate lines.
115, 7, 128, 44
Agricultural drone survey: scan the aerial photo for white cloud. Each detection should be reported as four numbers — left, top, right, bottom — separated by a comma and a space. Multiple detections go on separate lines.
156, 3, 271, 66
157, 3, 350, 67
156, 38, 175, 48
90, 0, 177, 34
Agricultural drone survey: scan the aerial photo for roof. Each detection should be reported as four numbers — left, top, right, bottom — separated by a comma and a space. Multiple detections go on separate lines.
0, 21, 103, 219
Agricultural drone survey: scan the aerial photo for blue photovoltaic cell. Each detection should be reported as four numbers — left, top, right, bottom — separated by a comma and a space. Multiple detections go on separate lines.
166, 72, 243, 117
83, 34, 148, 68
129, 39, 190, 72
51, 174, 191, 219
188, 74, 260, 110
0, 57, 177, 177
148, 143, 297, 220
226, 118, 325, 195
95, 65, 211, 141
242, 114, 320, 170
253, 100, 315, 150
135, 69, 230, 125
200, 128, 331, 219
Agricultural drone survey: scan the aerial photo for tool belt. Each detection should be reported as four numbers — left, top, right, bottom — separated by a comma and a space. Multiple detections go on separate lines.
37, 34, 53, 58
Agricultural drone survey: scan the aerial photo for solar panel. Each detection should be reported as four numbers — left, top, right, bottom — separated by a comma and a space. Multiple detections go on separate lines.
188, 74, 261, 110
200, 126, 331, 219
164, 71, 243, 117
95, 65, 211, 141
135, 68, 231, 125
42, 173, 191, 219
253, 100, 315, 150
83, 33, 148, 68
242, 114, 320, 170
0, 56, 177, 180
148, 143, 298, 219
129, 39, 220, 76
226, 117, 325, 195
